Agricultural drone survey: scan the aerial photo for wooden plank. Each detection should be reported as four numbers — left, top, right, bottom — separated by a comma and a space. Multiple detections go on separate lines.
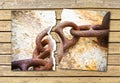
0, 55, 11, 64
15, 0, 76, 4
0, 43, 11, 54
0, 21, 11, 31
0, 32, 11, 42
0, 77, 120, 83
77, 0, 104, 4
12, 0, 75, 4
0, 55, 120, 65
0, 10, 11, 20
0, 43, 120, 54
0, 66, 120, 76
0, 0, 75, 9
0, 0, 120, 8
110, 20, 120, 31
76, 0, 120, 8
108, 55, 120, 65
109, 32, 120, 42
109, 43, 120, 54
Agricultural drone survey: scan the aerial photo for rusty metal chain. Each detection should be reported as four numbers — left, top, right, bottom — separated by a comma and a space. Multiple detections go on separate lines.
70, 25, 109, 47
54, 21, 80, 62
12, 12, 110, 70
54, 12, 110, 63
33, 27, 53, 70
12, 27, 53, 71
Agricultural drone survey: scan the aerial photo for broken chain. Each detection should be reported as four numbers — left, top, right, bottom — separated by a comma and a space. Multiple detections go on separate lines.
12, 12, 110, 70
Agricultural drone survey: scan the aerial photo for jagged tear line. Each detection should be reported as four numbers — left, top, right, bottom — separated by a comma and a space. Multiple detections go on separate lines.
47, 26, 56, 71
47, 11, 57, 71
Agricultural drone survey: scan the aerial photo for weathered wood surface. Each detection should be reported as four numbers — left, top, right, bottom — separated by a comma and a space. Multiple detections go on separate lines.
0, 21, 11, 31
0, 77, 120, 83
0, 0, 120, 8
0, 0, 119, 81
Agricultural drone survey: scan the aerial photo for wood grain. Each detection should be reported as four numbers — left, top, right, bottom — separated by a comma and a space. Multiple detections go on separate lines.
109, 32, 120, 42
0, 2, 119, 82
0, 43, 11, 54
109, 43, 120, 54
0, 10, 11, 20
0, 0, 120, 8
110, 21, 120, 31
0, 21, 11, 31
0, 32, 11, 42
0, 77, 120, 83
0, 55, 11, 64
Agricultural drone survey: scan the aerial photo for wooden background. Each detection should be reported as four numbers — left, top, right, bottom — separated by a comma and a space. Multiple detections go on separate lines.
0, 0, 120, 83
